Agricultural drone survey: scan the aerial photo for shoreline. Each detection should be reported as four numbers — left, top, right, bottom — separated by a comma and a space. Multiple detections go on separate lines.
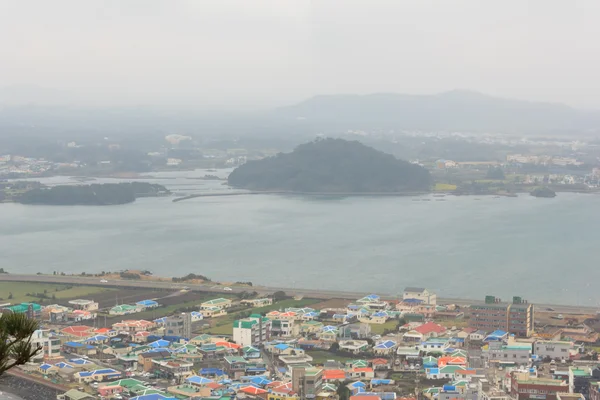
0, 273, 598, 314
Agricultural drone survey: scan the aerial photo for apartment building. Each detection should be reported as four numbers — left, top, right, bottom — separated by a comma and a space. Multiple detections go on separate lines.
469, 296, 534, 337
233, 314, 271, 346
510, 373, 569, 400
165, 313, 192, 339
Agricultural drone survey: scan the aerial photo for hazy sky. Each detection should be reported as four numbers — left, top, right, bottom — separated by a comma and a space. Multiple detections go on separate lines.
2, 0, 600, 109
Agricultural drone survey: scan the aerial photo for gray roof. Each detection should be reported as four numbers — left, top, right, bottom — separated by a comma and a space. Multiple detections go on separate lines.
404, 287, 425, 293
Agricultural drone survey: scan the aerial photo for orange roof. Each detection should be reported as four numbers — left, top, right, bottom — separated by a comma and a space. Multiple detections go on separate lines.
323, 369, 346, 380
414, 322, 446, 335
206, 382, 224, 389
456, 369, 476, 375
353, 367, 373, 373
438, 356, 466, 367
240, 386, 268, 395
216, 341, 241, 349
61, 326, 93, 337
95, 328, 111, 333
370, 358, 388, 365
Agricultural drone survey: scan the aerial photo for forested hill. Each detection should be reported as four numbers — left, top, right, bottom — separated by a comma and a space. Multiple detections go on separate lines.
17, 182, 170, 205
228, 138, 431, 192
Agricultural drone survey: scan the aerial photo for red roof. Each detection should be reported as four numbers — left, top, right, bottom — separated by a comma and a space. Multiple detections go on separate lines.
95, 328, 111, 334
456, 369, 476, 375
370, 358, 389, 365
414, 322, 446, 335
61, 326, 93, 337
206, 382, 224, 390
239, 386, 268, 395
323, 369, 346, 380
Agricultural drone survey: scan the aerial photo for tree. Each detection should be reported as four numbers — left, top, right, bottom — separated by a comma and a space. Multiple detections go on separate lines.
329, 342, 340, 352
7, 293, 13, 300
0, 313, 42, 377
486, 167, 505, 180
336, 380, 351, 400
272, 291, 287, 301
0, 268, 7, 274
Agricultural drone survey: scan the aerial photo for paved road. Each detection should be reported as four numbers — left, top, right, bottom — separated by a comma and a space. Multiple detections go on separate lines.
1, 274, 598, 315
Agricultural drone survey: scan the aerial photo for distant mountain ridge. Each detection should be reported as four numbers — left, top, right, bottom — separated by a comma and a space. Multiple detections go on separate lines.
274, 90, 600, 133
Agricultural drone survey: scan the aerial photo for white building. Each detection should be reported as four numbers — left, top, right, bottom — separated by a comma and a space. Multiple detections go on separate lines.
68, 299, 99, 312
403, 287, 437, 305
31, 329, 62, 361
534, 340, 575, 361
233, 315, 271, 347
483, 340, 532, 366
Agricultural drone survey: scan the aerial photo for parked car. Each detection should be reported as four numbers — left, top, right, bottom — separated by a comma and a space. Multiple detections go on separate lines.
223, 287, 233, 291
100, 279, 108, 283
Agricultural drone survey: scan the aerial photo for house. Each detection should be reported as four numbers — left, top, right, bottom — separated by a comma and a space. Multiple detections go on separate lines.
97, 384, 124, 398
426, 365, 463, 380
75, 368, 122, 383
136, 300, 159, 309
414, 322, 446, 339
200, 306, 227, 318
534, 340, 575, 361
68, 299, 99, 312
419, 338, 450, 353
301, 320, 324, 334
483, 340, 532, 366
322, 369, 347, 382
61, 325, 94, 339
151, 358, 194, 380
109, 304, 140, 315
200, 298, 232, 310
318, 326, 339, 341
190, 334, 214, 345
370, 358, 391, 370
347, 367, 375, 380
39, 363, 58, 375
403, 287, 437, 305
224, 356, 248, 379
396, 300, 436, 318
233, 315, 272, 346
339, 340, 370, 354
139, 351, 171, 372
373, 340, 397, 355
242, 298, 273, 307
58, 389, 96, 400
113, 320, 156, 333
469, 330, 486, 341
63, 341, 96, 356
271, 319, 300, 337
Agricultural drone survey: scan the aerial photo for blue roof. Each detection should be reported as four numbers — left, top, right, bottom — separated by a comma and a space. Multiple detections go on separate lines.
489, 330, 507, 337
274, 343, 290, 350
85, 335, 108, 342
70, 358, 92, 365
428, 368, 440, 374
250, 376, 272, 386
65, 341, 94, 349
94, 368, 119, 375
373, 311, 388, 317
304, 312, 319, 317
404, 298, 424, 304
349, 381, 366, 388
200, 368, 225, 376
130, 395, 177, 400
187, 376, 213, 384
443, 385, 456, 391
375, 340, 396, 349
149, 339, 170, 348
365, 294, 380, 300
40, 363, 53, 371
154, 317, 167, 324
348, 305, 359, 310
137, 300, 158, 306
322, 325, 338, 332
56, 362, 73, 369
333, 314, 347, 318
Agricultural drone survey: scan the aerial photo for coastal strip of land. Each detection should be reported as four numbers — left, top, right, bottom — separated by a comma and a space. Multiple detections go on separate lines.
0, 273, 596, 315
173, 190, 430, 202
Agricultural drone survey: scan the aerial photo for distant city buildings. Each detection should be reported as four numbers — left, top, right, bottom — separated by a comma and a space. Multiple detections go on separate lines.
468, 296, 534, 337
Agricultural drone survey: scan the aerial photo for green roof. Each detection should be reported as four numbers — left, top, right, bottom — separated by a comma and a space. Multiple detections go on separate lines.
570, 368, 591, 377
202, 298, 230, 305
7, 303, 42, 313
63, 389, 95, 400
109, 379, 147, 389
224, 356, 247, 364
503, 345, 531, 350
440, 365, 463, 373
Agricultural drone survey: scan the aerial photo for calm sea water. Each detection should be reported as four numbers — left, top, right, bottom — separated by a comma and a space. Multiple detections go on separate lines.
1, 171, 599, 306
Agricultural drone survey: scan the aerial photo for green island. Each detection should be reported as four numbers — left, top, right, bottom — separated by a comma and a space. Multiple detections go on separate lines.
228, 138, 432, 193
530, 186, 557, 198
9, 182, 170, 205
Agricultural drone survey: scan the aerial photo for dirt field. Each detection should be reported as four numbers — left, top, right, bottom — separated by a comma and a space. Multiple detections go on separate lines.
310, 298, 351, 309
55, 288, 165, 309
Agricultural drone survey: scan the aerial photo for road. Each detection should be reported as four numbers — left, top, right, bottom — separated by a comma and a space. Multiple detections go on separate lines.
1, 274, 598, 315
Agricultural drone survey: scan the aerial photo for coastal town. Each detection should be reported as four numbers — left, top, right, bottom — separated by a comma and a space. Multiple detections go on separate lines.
1, 277, 599, 400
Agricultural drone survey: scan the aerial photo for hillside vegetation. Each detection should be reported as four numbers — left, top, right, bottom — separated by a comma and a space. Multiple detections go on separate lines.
228, 138, 431, 192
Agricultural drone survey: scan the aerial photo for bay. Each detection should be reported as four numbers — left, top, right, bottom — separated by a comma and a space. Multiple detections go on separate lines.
0, 171, 599, 306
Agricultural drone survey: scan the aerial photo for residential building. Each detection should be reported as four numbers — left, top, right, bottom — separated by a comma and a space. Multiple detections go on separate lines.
477, 379, 511, 400
57, 389, 96, 400
557, 395, 585, 400
469, 296, 534, 337
200, 298, 232, 310
151, 358, 194, 381
241, 298, 273, 307
534, 340, 575, 361
31, 330, 62, 361
224, 356, 248, 379
200, 306, 227, 318
68, 299, 99, 312
271, 319, 300, 337
483, 340, 531, 366
138, 350, 171, 372
112, 320, 155, 333
165, 313, 192, 339
292, 367, 323, 398
569, 367, 593, 398
109, 304, 140, 315
590, 382, 600, 400
403, 287, 437, 305
2, 302, 42, 318
75, 368, 122, 383
510, 373, 568, 400
233, 314, 271, 346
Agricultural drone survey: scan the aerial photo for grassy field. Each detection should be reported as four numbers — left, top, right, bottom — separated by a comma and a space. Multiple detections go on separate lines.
204, 298, 321, 335
433, 183, 458, 191
307, 350, 354, 365
0, 282, 114, 304
369, 319, 399, 335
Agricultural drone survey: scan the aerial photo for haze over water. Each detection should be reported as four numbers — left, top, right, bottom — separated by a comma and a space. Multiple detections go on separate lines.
0, 172, 598, 307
